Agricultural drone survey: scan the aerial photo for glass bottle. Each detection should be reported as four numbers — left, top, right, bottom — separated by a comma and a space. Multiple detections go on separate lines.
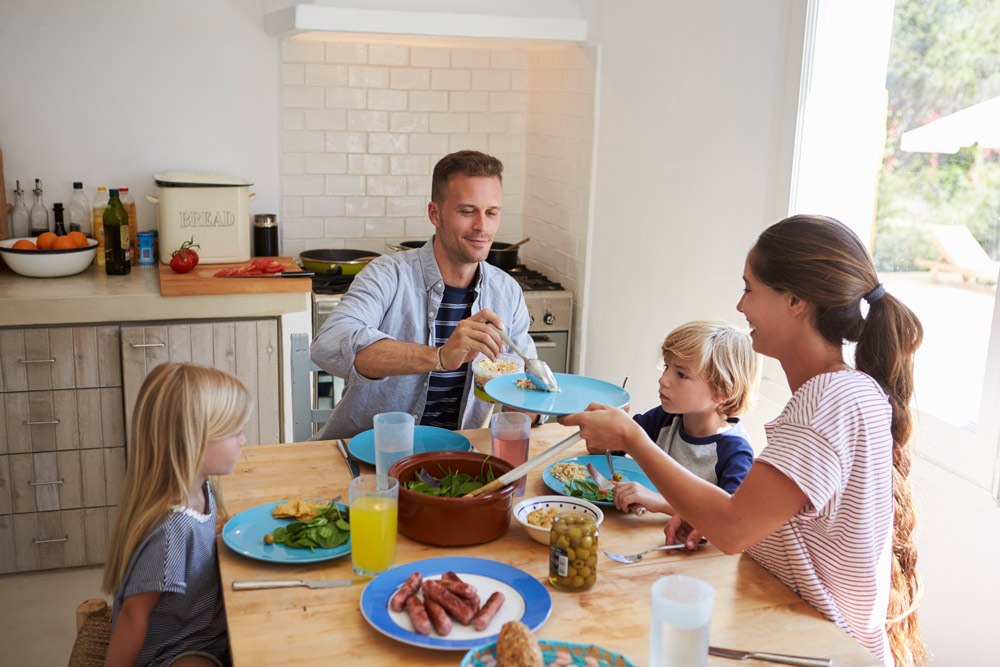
10, 180, 30, 238
67, 182, 92, 235
119, 187, 138, 256
93, 186, 108, 266
549, 513, 599, 592
104, 189, 131, 275
29, 179, 50, 235
52, 203, 67, 236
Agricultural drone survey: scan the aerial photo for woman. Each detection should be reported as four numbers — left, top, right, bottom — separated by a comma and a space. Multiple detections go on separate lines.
561, 215, 925, 665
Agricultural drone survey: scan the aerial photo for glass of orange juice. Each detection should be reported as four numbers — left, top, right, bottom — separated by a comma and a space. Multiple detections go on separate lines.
349, 475, 399, 576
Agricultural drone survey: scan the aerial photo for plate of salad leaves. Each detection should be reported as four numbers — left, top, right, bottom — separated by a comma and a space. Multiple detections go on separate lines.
541, 455, 656, 507
222, 500, 351, 563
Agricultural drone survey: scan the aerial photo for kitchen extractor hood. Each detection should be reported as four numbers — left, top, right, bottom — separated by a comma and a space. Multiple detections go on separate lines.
264, 1, 588, 43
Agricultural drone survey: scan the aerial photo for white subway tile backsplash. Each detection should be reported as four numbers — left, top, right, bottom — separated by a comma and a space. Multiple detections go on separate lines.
389, 112, 429, 133
325, 175, 366, 196
406, 176, 430, 196
324, 217, 365, 237
405, 217, 435, 238
507, 113, 526, 133
410, 47, 450, 68
284, 109, 305, 130
432, 69, 471, 91
284, 175, 325, 196
386, 196, 426, 217
326, 87, 367, 109
349, 65, 389, 88
489, 133, 525, 155
366, 175, 407, 196
306, 153, 347, 174
367, 89, 408, 111
283, 86, 324, 109
409, 91, 449, 112
305, 64, 349, 86
368, 44, 408, 66
364, 218, 405, 238
510, 71, 529, 91
348, 154, 388, 175
390, 155, 430, 175
490, 49, 529, 70
304, 109, 348, 130
284, 41, 324, 62
284, 217, 325, 237
448, 133, 489, 152
326, 42, 367, 64
472, 70, 511, 91
326, 131, 367, 153
489, 92, 527, 113
282, 196, 303, 217
449, 92, 489, 112
469, 113, 507, 133
283, 64, 305, 85
429, 112, 469, 134
284, 130, 325, 152
409, 134, 449, 155
390, 68, 430, 90
451, 48, 490, 69
369, 133, 409, 154
304, 196, 346, 217
347, 110, 388, 132
346, 196, 386, 216
283, 154, 305, 174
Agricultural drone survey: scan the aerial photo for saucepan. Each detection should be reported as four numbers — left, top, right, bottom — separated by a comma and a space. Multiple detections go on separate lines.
385, 237, 530, 271
299, 249, 380, 276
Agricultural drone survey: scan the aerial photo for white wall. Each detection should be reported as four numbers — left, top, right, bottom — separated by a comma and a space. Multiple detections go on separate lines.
0, 0, 281, 238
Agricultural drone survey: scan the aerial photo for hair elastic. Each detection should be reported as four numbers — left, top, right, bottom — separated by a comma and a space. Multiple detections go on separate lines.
864, 283, 886, 304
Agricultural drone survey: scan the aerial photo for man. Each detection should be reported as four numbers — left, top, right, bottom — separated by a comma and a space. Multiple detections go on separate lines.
311, 150, 537, 439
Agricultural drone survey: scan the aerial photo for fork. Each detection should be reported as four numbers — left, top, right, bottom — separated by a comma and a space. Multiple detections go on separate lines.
605, 451, 646, 516
603, 543, 689, 563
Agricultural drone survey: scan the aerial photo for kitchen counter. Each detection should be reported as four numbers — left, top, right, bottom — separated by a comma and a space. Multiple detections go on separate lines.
0, 265, 309, 326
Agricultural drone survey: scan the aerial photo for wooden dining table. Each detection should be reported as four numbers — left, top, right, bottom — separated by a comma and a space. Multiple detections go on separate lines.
217, 423, 880, 666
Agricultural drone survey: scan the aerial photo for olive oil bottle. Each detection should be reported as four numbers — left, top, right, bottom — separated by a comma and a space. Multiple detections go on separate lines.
104, 189, 131, 275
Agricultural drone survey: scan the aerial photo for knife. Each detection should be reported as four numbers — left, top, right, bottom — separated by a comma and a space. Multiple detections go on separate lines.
586, 462, 646, 516
338, 438, 360, 479
217, 271, 314, 278
708, 646, 832, 667
232, 577, 369, 591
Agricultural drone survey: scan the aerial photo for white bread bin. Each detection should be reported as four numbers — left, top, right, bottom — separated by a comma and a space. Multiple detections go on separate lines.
147, 172, 256, 265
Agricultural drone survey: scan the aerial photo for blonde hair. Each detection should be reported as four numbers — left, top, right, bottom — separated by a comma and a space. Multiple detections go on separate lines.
102, 363, 252, 595
750, 215, 925, 664
661, 320, 761, 418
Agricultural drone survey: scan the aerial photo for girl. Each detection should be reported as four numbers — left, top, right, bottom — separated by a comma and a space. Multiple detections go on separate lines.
102, 363, 252, 667
561, 215, 924, 666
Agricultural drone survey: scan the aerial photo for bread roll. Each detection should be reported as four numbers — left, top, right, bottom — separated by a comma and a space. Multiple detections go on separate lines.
496, 620, 543, 667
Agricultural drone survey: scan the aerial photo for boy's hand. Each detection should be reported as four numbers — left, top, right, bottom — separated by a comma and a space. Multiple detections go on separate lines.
613, 481, 671, 514
664, 514, 704, 551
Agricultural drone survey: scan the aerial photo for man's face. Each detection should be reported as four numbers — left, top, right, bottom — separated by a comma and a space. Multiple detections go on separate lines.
429, 174, 502, 266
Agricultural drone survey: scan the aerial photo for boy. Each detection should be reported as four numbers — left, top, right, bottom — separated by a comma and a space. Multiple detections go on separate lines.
589, 320, 761, 514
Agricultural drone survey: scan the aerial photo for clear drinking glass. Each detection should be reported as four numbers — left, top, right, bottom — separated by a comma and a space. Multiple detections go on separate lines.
349, 475, 399, 576
491, 411, 530, 495
649, 575, 714, 666
373, 411, 414, 476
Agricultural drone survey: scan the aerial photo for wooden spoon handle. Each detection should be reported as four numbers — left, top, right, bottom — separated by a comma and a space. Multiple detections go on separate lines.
464, 430, 581, 498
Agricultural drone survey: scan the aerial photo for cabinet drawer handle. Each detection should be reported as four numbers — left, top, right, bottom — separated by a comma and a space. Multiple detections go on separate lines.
19, 358, 56, 364
129, 342, 166, 348
33, 536, 68, 545
28, 478, 65, 486
23, 419, 60, 425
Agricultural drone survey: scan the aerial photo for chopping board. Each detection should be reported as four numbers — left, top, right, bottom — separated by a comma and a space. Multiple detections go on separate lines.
158, 257, 312, 297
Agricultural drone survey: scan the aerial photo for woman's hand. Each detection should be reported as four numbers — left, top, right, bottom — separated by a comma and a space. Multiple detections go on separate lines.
613, 481, 672, 514
664, 514, 704, 550
558, 403, 641, 453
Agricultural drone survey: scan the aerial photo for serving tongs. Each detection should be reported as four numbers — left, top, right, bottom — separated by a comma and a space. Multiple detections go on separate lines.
489, 323, 559, 392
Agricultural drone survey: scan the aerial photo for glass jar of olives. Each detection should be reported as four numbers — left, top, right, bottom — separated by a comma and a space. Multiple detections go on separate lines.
548, 512, 599, 592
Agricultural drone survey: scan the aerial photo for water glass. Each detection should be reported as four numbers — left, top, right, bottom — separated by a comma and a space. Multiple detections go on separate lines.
649, 575, 714, 667
373, 411, 414, 476
349, 475, 399, 576
491, 411, 531, 495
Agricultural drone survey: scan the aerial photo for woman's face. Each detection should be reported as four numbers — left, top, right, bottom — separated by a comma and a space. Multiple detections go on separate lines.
736, 259, 795, 359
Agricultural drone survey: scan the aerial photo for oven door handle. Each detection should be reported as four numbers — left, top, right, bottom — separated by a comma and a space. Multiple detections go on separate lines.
529, 334, 558, 349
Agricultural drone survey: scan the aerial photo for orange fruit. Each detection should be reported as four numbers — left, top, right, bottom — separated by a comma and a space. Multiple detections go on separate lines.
36, 232, 58, 250
12, 239, 37, 250
67, 231, 88, 247
53, 236, 77, 250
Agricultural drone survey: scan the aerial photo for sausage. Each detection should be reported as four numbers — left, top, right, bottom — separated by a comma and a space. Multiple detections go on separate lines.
404, 595, 432, 636
390, 572, 423, 612
437, 579, 480, 610
424, 598, 452, 636
472, 591, 506, 631
421, 580, 475, 625
442, 571, 465, 583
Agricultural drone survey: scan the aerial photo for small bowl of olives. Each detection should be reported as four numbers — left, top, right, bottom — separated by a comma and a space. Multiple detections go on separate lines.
513, 495, 604, 545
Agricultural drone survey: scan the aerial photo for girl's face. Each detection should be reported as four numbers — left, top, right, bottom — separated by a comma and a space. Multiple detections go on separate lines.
657, 352, 721, 417
736, 259, 796, 359
201, 428, 247, 476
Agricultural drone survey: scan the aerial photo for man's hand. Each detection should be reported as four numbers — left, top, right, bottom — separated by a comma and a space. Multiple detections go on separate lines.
439, 309, 505, 370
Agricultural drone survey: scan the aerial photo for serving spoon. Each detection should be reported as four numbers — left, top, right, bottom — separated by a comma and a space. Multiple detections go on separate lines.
489, 323, 559, 392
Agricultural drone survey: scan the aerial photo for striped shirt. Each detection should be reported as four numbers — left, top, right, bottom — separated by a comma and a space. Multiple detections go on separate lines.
745, 370, 894, 665
112, 482, 229, 667
421, 283, 475, 429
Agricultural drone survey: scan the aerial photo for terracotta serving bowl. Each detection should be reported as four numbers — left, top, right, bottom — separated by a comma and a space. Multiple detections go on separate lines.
388, 450, 516, 546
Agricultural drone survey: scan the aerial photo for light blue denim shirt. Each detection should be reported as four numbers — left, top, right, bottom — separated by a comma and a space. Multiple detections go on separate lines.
310, 237, 536, 440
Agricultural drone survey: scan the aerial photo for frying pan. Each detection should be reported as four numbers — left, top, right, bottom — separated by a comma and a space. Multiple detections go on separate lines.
299, 249, 380, 276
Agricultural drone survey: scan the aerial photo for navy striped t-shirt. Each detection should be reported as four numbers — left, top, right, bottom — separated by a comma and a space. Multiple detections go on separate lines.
421, 283, 475, 429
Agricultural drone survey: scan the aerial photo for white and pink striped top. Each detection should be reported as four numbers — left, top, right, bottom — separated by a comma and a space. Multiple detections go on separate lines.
745, 370, 894, 666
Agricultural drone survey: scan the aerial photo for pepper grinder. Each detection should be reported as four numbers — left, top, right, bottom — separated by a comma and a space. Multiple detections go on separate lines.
253, 214, 279, 257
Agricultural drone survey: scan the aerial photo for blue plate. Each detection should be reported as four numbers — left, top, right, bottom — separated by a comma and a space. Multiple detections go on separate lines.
222, 500, 351, 563
360, 556, 552, 651
347, 425, 473, 466
542, 455, 656, 507
484, 373, 630, 416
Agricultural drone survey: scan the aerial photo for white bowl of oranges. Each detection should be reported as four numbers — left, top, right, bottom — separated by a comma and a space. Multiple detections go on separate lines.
0, 233, 99, 278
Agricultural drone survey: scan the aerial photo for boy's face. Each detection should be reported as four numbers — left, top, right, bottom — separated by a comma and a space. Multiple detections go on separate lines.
657, 352, 723, 417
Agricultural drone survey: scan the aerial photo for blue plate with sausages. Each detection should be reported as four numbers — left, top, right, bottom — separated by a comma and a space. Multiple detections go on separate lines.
359, 556, 551, 651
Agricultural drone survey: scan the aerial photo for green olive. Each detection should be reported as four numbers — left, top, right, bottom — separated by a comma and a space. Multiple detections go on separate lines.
612, 472, 623, 482
587, 555, 597, 566
578, 565, 592, 577
585, 575, 596, 586
580, 536, 593, 548
263, 533, 274, 545
572, 576, 584, 587
576, 548, 591, 560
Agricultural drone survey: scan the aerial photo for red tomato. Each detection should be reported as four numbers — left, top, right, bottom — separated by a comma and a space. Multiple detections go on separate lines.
170, 249, 197, 274
181, 237, 200, 268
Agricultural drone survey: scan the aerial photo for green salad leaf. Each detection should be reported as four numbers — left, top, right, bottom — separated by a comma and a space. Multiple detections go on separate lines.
267, 502, 350, 551
566, 478, 614, 502
405, 463, 496, 497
